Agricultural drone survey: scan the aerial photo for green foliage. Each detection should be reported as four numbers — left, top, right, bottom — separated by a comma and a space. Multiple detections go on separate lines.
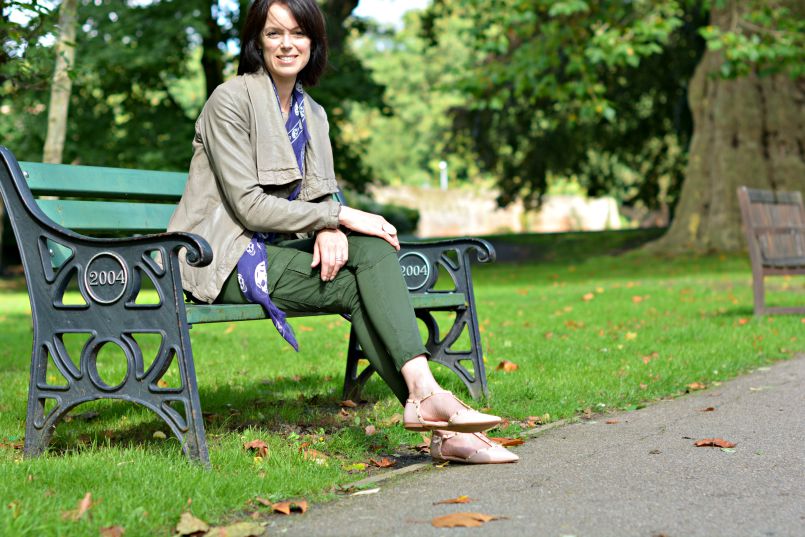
421, 0, 705, 213
698, 0, 805, 78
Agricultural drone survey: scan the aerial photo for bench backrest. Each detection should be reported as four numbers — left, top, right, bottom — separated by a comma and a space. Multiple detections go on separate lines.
20, 161, 186, 235
737, 187, 805, 265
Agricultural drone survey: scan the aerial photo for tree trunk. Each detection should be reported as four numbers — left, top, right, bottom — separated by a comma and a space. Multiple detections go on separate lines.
647, 4, 805, 253
42, 0, 77, 164
201, 0, 225, 98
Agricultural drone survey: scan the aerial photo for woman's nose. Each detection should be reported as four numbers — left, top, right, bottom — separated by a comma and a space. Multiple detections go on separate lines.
280, 33, 292, 48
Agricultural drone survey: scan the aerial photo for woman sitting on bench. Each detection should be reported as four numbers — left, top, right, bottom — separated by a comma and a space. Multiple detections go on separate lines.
168, 0, 517, 464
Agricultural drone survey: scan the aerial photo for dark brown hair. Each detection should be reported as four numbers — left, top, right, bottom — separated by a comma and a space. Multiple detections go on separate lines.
237, 0, 328, 87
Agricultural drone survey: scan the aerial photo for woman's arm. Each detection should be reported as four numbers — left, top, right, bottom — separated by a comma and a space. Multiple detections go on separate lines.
199, 85, 340, 234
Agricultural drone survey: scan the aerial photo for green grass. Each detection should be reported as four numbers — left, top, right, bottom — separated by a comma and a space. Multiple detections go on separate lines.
1, 243, 804, 536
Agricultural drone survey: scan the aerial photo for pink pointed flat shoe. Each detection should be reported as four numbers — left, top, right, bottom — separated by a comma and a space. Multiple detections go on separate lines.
430, 431, 519, 464
403, 390, 501, 433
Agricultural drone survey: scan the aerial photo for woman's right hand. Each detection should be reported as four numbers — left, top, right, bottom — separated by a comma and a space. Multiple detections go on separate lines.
338, 206, 400, 250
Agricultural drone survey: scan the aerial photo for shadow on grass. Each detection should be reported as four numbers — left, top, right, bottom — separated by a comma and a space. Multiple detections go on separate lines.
39, 373, 384, 455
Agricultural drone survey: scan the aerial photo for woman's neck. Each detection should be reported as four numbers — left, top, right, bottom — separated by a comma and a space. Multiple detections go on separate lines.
274, 77, 295, 114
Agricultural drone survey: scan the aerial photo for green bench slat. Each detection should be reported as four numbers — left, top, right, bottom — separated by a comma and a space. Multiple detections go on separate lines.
185, 293, 467, 324
21, 161, 186, 202
37, 199, 174, 233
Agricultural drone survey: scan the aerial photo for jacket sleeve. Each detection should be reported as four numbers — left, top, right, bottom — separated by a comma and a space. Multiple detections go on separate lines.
199, 84, 340, 233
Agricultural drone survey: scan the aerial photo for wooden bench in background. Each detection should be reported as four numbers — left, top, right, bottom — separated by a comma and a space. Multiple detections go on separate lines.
0, 147, 495, 466
737, 186, 805, 315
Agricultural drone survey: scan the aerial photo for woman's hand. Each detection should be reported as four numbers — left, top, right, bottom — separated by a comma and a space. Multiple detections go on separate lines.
338, 206, 400, 250
311, 228, 349, 281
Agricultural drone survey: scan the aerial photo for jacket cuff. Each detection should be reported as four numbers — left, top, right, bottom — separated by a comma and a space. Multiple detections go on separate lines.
323, 199, 341, 229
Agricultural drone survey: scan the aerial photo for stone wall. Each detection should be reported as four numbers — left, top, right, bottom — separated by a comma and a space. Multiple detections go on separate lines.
369, 185, 621, 237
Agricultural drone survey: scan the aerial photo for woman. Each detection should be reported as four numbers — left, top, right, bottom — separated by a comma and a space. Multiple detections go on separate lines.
168, 0, 517, 464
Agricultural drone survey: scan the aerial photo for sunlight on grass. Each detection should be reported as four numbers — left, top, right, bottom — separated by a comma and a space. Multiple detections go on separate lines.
1, 250, 803, 536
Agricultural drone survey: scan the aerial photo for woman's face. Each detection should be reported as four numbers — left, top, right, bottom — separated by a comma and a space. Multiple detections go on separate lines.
261, 2, 311, 86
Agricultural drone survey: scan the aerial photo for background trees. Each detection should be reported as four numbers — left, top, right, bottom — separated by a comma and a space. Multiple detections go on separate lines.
2, 0, 803, 253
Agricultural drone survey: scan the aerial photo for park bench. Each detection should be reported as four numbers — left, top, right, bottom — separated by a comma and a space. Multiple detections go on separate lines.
0, 146, 495, 466
737, 186, 805, 315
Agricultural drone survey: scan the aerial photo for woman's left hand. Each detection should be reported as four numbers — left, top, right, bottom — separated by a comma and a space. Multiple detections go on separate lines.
311, 228, 349, 281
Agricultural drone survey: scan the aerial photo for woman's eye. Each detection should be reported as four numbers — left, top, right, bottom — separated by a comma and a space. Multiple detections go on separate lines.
266, 31, 278, 38
294, 31, 306, 37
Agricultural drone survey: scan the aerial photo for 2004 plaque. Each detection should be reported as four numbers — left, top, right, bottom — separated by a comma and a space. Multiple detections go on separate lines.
398, 252, 430, 291
84, 252, 128, 304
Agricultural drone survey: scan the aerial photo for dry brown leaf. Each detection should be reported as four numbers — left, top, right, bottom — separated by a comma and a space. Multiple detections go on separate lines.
639, 383, 648, 390
339, 399, 357, 408
488, 437, 524, 447
495, 360, 519, 372
369, 457, 396, 468
700, 406, 716, 412
157, 379, 169, 388
302, 449, 328, 464
255, 497, 272, 507
694, 438, 736, 448
99, 527, 125, 537
631, 295, 644, 303
605, 419, 620, 424
582, 407, 593, 419
738, 318, 749, 325
271, 501, 292, 515
338, 408, 350, 418
687, 382, 707, 391
364, 425, 376, 436
175, 512, 209, 536
61, 492, 94, 521
434, 495, 473, 505
582, 292, 595, 301
243, 439, 268, 458
224, 324, 236, 334
431, 512, 501, 528
292, 500, 308, 514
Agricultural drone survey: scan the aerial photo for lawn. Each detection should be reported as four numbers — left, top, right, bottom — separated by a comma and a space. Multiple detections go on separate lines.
1, 235, 803, 536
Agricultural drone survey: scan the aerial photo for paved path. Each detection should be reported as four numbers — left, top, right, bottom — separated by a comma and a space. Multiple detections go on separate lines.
269, 356, 805, 537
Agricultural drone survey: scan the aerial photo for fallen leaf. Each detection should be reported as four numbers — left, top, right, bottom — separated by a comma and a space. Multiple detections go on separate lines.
364, 425, 376, 436
205, 521, 265, 537
224, 323, 236, 334
339, 408, 350, 418
738, 318, 749, 325
302, 448, 328, 464
243, 439, 269, 458
255, 497, 272, 507
431, 512, 501, 528
582, 292, 595, 301
699, 407, 716, 412
175, 512, 209, 536
694, 438, 736, 448
157, 379, 169, 388
631, 295, 644, 303
271, 501, 291, 515
344, 462, 367, 472
488, 437, 524, 447
582, 408, 593, 419
605, 419, 620, 424
496, 360, 518, 372
292, 500, 308, 514
369, 457, 396, 468
624, 332, 638, 341
639, 383, 648, 390
99, 526, 125, 537
61, 492, 94, 521
687, 382, 706, 391
339, 400, 357, 408
434, 495, 473, 505
387, 413, 402, 425
641, 351, 659, 365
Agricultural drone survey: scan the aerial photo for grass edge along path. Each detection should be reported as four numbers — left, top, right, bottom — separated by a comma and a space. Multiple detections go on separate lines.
1, 247, 804, 536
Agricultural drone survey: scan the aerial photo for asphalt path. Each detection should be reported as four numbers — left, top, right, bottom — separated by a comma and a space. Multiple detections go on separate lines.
268, 355, 805, 537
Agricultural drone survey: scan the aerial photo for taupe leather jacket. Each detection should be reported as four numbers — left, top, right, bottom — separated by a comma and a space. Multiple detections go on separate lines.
168, 70, 341, 303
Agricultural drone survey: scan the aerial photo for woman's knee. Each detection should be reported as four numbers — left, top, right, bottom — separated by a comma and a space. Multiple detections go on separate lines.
347, 235, 396, 268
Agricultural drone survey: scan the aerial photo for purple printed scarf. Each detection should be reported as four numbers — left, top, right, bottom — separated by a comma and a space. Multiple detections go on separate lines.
235, 80, 310, 351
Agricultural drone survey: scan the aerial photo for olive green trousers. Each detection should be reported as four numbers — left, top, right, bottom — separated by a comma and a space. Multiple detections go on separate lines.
217, 234, 428, 404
